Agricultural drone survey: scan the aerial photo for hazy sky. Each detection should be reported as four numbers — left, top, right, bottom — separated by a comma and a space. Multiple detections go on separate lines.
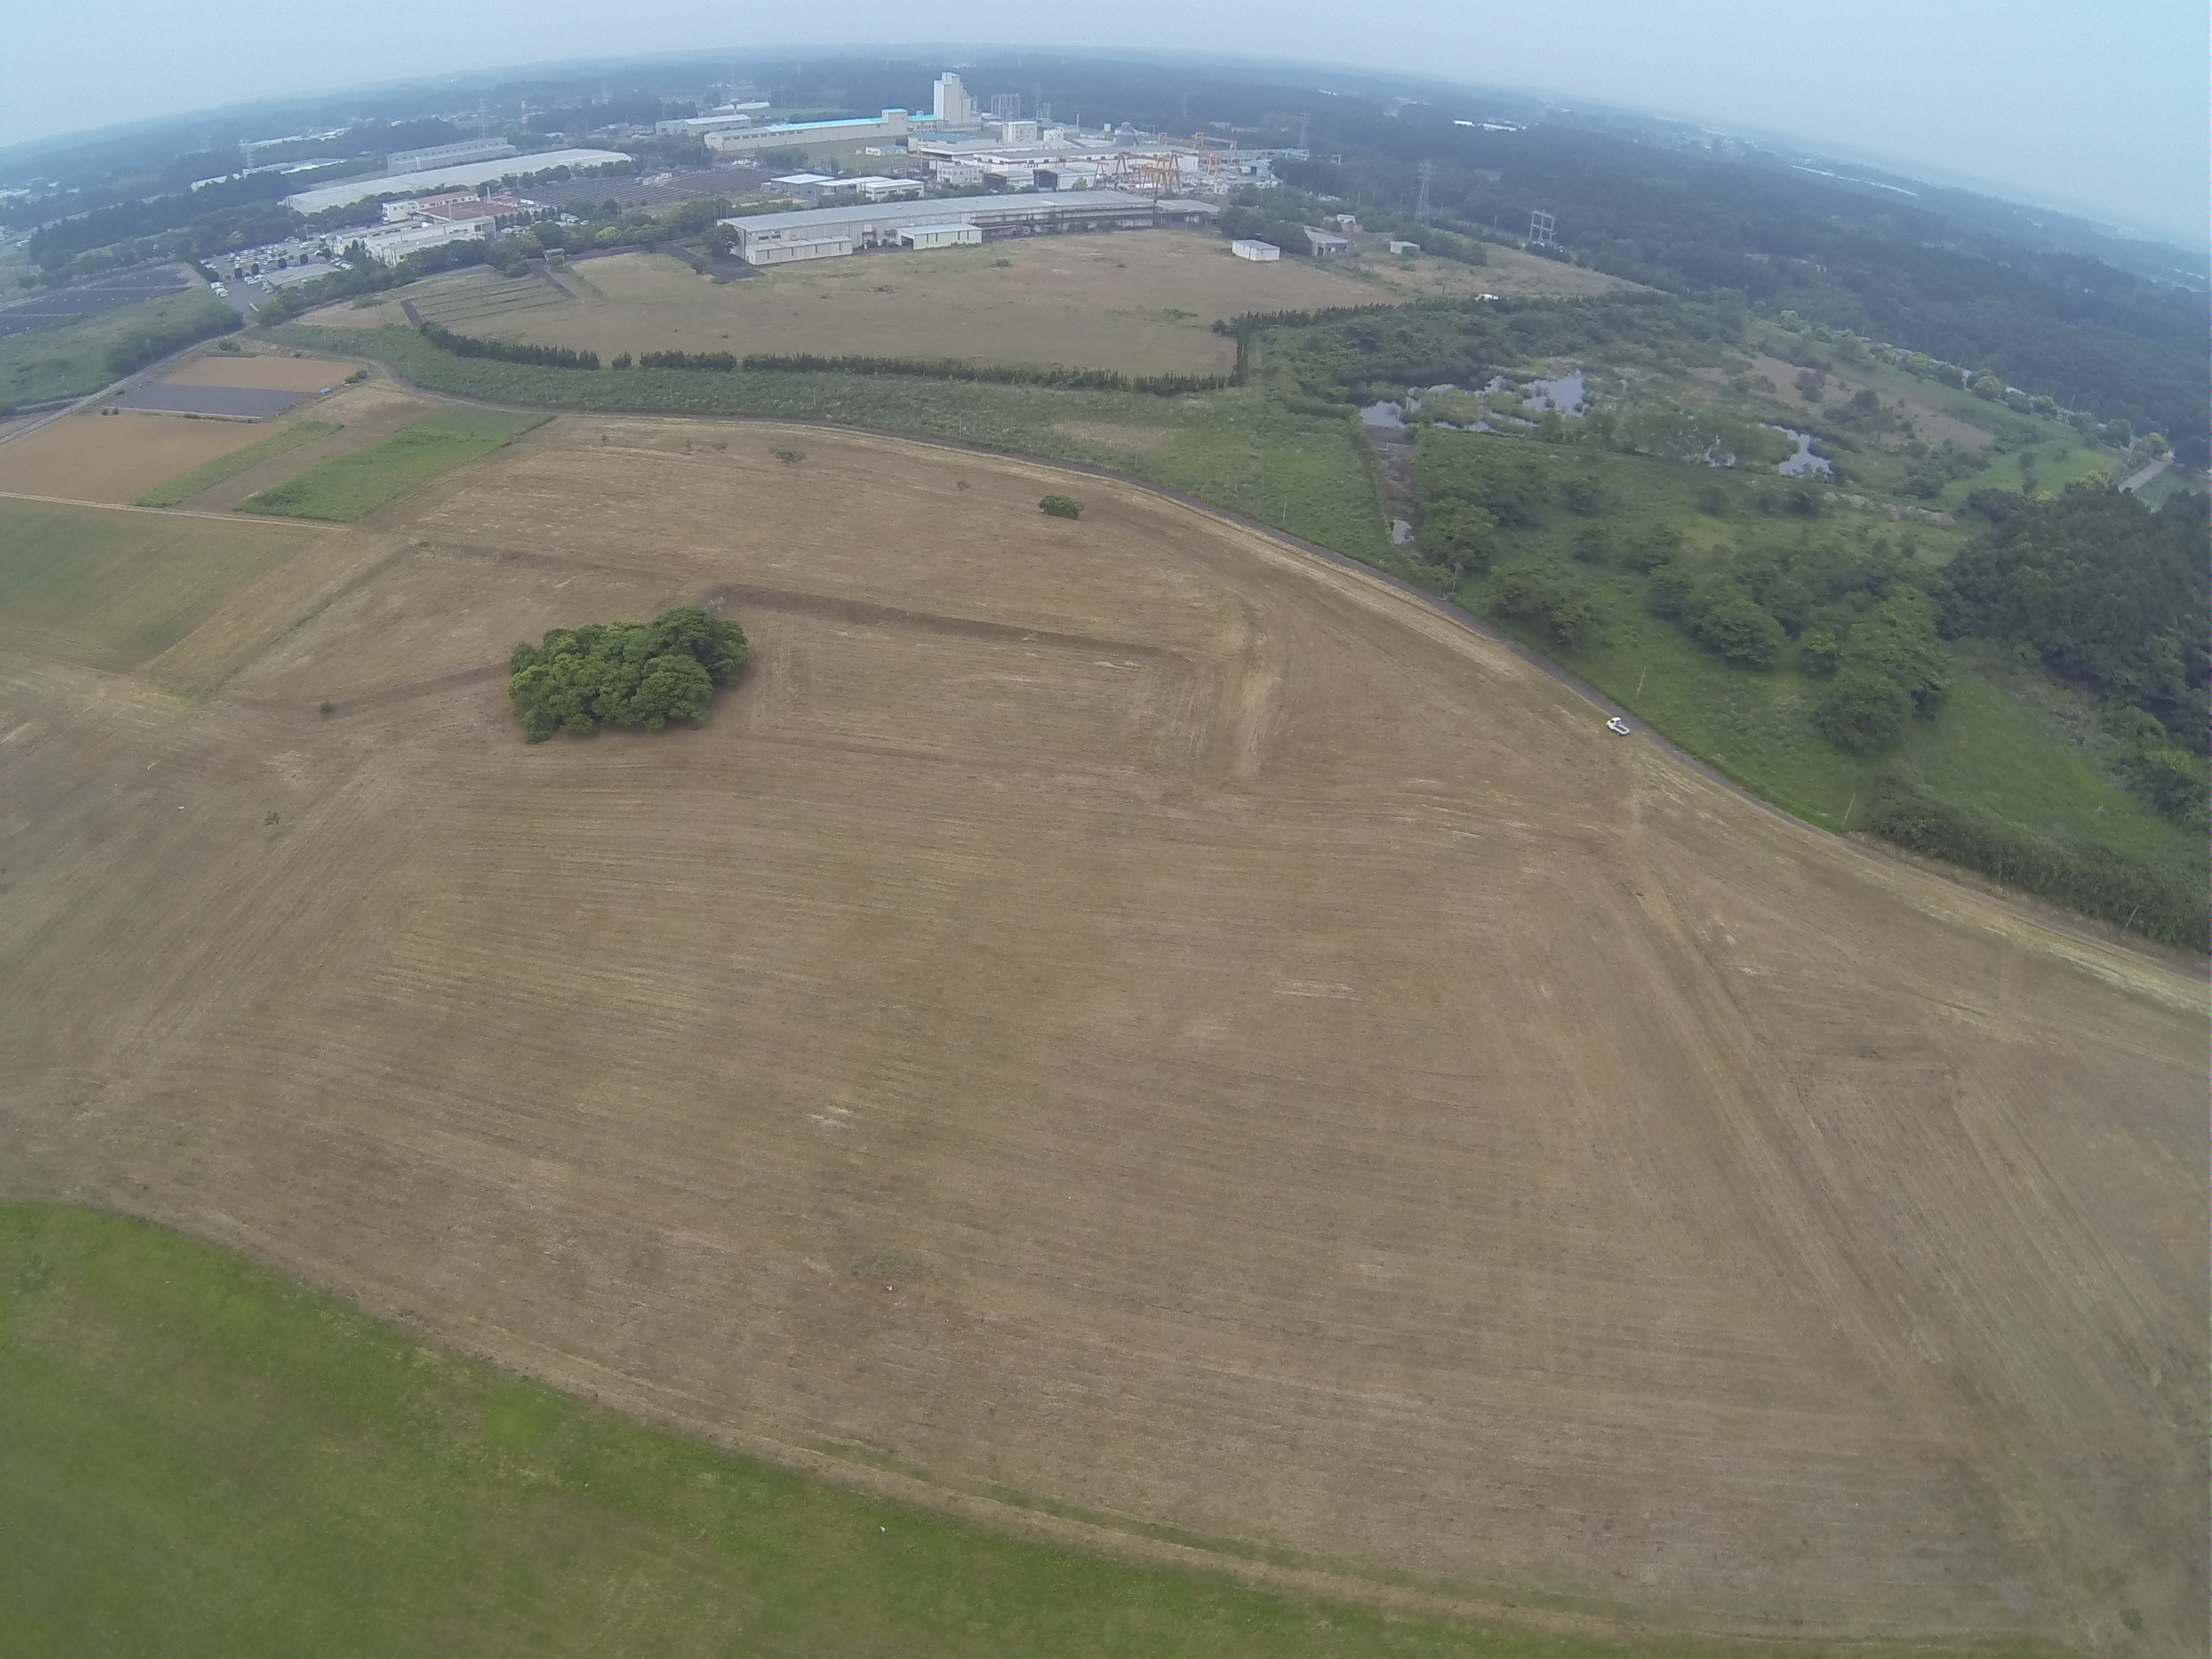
6, 0, 2205, 242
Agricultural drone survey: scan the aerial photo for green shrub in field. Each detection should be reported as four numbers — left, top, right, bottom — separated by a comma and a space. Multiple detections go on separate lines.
135, 421, 339, 507
509, 607, 749, 742
1040, 493, 1082, 520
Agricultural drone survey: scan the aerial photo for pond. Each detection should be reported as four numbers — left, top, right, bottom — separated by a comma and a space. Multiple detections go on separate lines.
1767, 425, 1834, 478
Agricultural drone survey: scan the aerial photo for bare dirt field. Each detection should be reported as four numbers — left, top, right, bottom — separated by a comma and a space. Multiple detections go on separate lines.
160, 352, 366, 392
312, 231, 1630, 376
0, 416, 2201, 1656
0, 410, 274, 502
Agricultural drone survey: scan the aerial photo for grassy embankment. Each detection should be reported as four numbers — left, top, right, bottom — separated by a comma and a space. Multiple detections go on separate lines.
0, 498, 310, 669
0, 1203, 2056, 1659
134, 420, 340, 506
1422, 430, 2205, 941
238, 408, 546, 522
268, 323, 1397, 566
0, 290, 236, 412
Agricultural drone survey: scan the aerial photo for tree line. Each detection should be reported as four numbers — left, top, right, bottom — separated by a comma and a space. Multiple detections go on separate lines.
417, 319, 598, 370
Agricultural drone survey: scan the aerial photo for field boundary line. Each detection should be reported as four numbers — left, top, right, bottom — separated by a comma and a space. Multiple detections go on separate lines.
0, 487, 296, 526
300, 338, 2208, 978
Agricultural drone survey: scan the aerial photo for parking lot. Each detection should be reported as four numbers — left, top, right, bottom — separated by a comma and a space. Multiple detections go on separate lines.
0, 265, 198, 339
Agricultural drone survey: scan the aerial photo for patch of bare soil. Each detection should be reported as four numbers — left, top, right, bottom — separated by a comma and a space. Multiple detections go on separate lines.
0, 417, 2200, 1655
0, 409, 271, 502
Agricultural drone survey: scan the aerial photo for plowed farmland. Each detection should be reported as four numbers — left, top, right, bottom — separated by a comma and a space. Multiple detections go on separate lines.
0, 417, 2201, 1656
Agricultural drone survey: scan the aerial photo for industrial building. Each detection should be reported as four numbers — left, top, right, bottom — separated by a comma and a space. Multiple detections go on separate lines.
931, 72, 979, 129
705, 110, 912, 156
716, 190, 1217, 265
655, 104, 770, 136
768, 173, 922, 208
387, 139, 517, 175
352, 219, 490, 265
283, 149, 631, 215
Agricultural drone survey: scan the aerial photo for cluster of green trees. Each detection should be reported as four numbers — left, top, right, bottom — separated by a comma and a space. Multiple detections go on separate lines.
24, 170, 321, 282
633, 349, 738, 371
416, 320, 597, 370
1941, 488, 2209, 748
1263, 292, 1745, 403
508, 607, 750, 742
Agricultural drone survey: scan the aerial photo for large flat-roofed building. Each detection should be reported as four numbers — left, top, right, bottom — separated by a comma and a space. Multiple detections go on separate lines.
285, 150, 631, 215
716, 190, 1217, 265
705, 110, 911, 156
388, 139, 517, 175
655, 104, 770, 136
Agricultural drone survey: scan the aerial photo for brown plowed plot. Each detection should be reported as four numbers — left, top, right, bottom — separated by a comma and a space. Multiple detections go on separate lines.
0, 409, 274, 502
0, 417, 2202, 1655
157, 351, 364, 392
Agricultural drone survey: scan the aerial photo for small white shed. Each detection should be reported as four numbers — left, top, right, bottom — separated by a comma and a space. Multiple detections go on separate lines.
900, 221, 982, 250
1231, 239, 1281, 262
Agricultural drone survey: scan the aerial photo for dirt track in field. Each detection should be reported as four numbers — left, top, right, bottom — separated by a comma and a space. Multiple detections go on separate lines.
0, 417, 2202, 1655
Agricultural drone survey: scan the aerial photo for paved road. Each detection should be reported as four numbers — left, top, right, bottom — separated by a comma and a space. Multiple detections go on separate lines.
2118, 455, 2173, 494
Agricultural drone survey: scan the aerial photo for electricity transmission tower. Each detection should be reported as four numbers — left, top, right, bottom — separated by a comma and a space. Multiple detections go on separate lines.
1414, 161, 1434, 223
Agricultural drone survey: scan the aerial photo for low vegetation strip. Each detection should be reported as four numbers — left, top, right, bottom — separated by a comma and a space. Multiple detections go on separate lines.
134, 420, 339, 507
1, 1202, 1820, 1659
411, 318, 1226, 394
732, 352, 1230, 397
0, 291, 237, 415
1866, 776, 2208, 949
238, 409, 547, 522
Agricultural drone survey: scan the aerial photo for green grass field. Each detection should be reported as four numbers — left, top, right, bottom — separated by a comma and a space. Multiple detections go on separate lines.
0, 289, 234, 413
0, 1203, 2050, 1659
135, 420, 341, 507
0, 498, 312, 669
238, 408, 548, 521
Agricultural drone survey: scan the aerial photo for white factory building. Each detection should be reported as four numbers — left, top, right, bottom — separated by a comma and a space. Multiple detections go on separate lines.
387, 139, 517, 175
717, 190, 1217, 266
283, 149, 631, 215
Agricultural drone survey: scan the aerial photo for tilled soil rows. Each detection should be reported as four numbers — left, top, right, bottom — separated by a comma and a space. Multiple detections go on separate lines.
0, 417, 2201, 1654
